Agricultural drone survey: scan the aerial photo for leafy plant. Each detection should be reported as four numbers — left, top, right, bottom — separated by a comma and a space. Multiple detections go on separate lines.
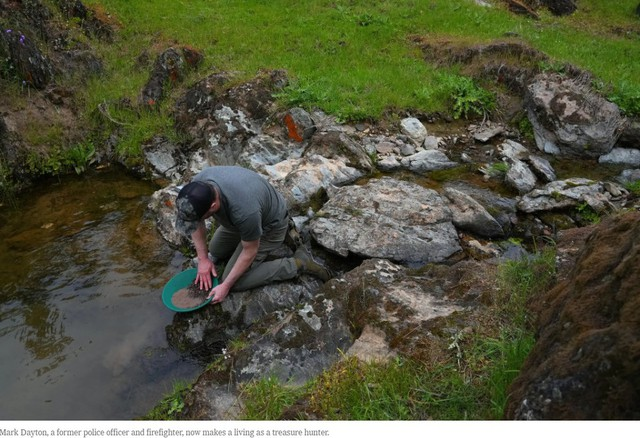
624, 180, 640, 197
576, 201, 601, 224
66, 141, 96, 174
442, 75, 495, 119
23, 142, 96, 177
142, 380, 190, 420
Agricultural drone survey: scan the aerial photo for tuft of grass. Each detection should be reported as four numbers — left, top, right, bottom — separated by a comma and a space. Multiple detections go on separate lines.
472, 330, 536, 419
141, 380, 190, 420
607, 80, 640, 116
239, 376, 304, 421
308, 355, 420, 420
624, 180, 640, 196
496, 246, 557, 329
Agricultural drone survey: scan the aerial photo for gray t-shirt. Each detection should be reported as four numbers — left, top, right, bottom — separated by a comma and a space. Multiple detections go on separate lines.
194, 166, 288, 241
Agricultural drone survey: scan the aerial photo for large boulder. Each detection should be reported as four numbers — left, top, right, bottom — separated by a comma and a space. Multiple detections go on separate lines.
263, 154, 364, 213
309, 177, 461, 264
526, 73, 626, 158
517, 178, 623, 214
505, 211, 640, 420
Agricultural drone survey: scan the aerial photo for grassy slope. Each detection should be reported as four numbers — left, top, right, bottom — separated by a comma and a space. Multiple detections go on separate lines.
82, 0, 640, 124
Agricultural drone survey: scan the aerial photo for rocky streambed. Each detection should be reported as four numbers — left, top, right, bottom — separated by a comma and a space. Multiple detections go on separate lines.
140, 66, 639, 420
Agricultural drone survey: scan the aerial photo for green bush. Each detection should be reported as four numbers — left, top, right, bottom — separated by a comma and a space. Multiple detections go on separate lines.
441, 75, 496, 119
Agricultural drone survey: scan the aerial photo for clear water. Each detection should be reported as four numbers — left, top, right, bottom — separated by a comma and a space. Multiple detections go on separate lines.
0, 170, 200, 420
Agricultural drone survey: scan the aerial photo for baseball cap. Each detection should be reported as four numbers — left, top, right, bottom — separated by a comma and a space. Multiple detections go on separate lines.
175, 181, 214, 235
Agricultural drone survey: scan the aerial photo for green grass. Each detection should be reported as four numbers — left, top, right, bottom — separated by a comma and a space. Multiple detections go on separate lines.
3, 1, 638, 162
239, 376, 306, 421
141, 380, 190, 420
79, 0, 639, 128
0, 0, 622, 164
625, 179, 640, 196
237, 247, 557, 420
496, 246, 557, 328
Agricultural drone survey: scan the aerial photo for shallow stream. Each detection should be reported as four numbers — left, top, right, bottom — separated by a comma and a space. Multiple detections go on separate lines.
0, 169, 199, 420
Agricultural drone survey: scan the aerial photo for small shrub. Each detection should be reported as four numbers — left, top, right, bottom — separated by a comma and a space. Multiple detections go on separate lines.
142, 381, 190, 420
442, 75, 495, 119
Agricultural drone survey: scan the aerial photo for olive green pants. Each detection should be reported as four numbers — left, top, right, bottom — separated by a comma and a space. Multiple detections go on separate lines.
208, 222, 298, 291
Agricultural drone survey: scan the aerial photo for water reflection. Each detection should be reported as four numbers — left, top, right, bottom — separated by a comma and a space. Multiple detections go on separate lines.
0, 169, 199, 420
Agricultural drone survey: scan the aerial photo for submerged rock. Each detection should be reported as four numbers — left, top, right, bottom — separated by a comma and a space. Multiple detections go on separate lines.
400, 149, 458, 173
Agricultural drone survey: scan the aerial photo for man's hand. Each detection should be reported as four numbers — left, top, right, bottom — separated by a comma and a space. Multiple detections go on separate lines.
208, 282, 231, 304
191, 222, 217, 290
205, 239, 259, 305
195, 257, 217, 290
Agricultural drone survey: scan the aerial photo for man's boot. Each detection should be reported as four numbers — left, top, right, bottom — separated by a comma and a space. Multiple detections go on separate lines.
293, 246, 333, 282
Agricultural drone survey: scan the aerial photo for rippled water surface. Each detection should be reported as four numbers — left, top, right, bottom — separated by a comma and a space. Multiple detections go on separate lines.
0, 170, 199, 420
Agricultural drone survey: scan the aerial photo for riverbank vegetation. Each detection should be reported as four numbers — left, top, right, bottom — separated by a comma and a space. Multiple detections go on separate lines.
2, 1, 639, 191
240, 248, 555, 420
78, 0, 639, 157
